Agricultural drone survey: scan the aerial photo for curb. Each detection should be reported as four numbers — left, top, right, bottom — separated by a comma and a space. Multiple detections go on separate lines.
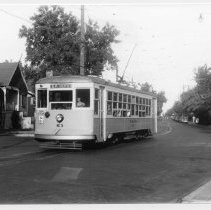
155, 121, 172, 136
0, 133, 34, 137
187, 122, 211, 130
0, 131, 34, 137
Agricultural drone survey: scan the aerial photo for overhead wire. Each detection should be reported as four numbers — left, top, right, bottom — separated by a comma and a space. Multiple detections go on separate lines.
0, 8, 32, 24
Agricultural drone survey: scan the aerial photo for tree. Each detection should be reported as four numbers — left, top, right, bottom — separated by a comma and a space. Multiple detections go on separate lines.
194, 65, 211, 124
167, 64, 211, 124
195, 65, 211, 105
85, 20, 119, 75
139, 82, 154, 93
19, 6, 120, 87
156, 91, 167, 116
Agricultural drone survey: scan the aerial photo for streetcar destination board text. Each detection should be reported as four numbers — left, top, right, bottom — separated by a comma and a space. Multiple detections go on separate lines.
50, 84, 72, 88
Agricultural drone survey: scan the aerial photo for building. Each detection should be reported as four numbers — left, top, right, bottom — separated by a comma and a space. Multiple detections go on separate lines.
0, 62, 34, 129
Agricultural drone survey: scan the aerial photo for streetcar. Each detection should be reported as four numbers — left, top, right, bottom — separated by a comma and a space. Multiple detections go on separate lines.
35, 75, 157, 149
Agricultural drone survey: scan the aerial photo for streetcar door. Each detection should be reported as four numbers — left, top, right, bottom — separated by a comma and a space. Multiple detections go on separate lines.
99, 86, 106, 141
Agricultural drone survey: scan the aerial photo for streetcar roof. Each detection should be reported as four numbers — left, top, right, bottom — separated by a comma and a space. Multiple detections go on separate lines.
36, 75, 156, 97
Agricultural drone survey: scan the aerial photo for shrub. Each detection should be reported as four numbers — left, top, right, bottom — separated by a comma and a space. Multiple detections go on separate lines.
11, 110, 21, 129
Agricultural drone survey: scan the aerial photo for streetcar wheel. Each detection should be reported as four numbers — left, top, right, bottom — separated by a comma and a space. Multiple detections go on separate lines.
144, 132, 148, 138
143, 130, 150, 138
135, 132, 143, 141
110, 135, 120, 145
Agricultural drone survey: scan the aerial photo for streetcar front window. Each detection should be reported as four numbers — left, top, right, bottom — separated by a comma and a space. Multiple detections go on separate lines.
49, 90, 72, 110
49, 90, 72, 102
76, 89, 90, 108
37, 89, 47, 108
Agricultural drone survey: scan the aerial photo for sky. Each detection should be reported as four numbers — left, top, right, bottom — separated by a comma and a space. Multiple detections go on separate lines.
1, 2, 211, 112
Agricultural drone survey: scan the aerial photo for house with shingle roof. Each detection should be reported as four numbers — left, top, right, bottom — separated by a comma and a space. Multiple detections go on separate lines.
0, 62, 34, 129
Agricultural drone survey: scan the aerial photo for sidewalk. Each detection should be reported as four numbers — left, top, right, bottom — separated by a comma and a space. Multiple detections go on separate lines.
182, 180, 211, 203
187, 121, 211, 130
0, 129, 34, 137
0, 129, 35, 149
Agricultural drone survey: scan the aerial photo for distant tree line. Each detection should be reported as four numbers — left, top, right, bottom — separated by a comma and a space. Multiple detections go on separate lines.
166, 64, 211, 125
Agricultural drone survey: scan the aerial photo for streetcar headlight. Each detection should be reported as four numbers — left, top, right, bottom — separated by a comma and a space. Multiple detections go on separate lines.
56, 114, 64, 123
45, 111, 50, 118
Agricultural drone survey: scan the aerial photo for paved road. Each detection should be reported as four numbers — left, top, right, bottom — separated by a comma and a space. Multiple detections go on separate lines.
0, 120, 211, 203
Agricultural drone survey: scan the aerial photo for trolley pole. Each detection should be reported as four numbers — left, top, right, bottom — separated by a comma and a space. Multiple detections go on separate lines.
80, 5, 85, 76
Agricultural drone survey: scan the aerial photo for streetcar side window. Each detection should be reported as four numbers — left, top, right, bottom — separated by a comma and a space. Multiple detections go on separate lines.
131, 96, 136, 116
113, 92, 118, 101
149, 99, 151, 106
76, 89, 90, 108
94, 89, 99, 115
128, 95, 131, 103
148, 107, 151, 116
37, 89, 47, 108
107, 91, 112, 101
135, 105, 139, 116
145, 98, 151, 116
107, 102, 112, 115
112, 92, 118, 117
107, 91, 112, 115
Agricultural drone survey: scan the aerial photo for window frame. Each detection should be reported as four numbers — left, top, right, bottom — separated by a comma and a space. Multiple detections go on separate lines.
107, 91, 113, 116
49, 89, 73, 110
75, 88, 91, 109
37, 88, 47, 109
94, 88, 100, 115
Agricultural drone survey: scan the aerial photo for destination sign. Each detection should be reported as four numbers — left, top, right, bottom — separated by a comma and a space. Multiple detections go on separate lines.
50, 84, 72, 88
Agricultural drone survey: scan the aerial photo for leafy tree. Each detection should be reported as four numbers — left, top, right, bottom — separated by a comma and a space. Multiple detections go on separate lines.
194, 65, 211, 124
173, 101, 183, 116
195, 65, 211, 106
156, 91, 167, 116
85, 20, 119, 75
138, 82, 154, 93
19, 5, 119, 88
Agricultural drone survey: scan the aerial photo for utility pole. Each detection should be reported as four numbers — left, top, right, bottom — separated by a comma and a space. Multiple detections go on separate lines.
80, 5, 85, 76
116, 66, 119, 83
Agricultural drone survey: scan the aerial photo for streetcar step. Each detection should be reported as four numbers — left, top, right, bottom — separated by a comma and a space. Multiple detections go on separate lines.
39, 142, 83, 150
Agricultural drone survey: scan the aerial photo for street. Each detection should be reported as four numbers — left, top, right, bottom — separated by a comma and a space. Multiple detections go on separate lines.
0, 120, 211, 203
